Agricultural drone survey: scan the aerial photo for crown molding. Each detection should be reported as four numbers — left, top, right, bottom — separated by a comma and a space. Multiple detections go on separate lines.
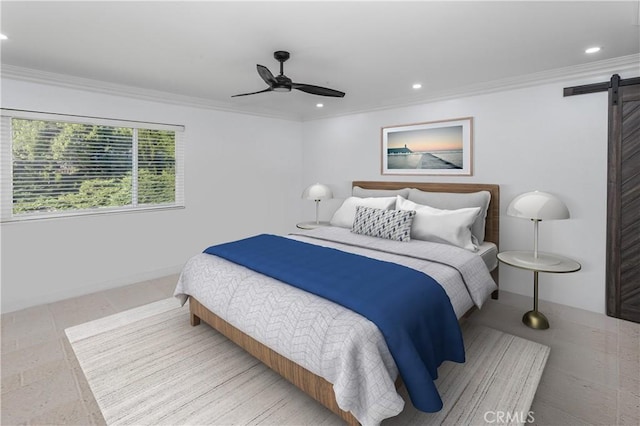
0, 65, 297, 122
307, 53, 640, 121
2, 54, 639, 122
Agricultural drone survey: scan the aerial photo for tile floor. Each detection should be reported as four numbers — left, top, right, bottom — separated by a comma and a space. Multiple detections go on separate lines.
1, 277, 639, 425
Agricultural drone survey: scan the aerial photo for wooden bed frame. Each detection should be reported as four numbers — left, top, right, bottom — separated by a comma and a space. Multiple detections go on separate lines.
189, 181, 500, 426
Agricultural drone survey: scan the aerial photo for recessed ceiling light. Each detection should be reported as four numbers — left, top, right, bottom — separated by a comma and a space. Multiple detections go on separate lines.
412, 83, 422, 90
316, 103, 324, 108
0, 34, 8, 40
585, 46, 601, 54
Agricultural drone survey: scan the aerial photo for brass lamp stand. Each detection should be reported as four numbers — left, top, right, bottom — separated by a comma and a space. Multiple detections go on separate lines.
523, 271, 549, 329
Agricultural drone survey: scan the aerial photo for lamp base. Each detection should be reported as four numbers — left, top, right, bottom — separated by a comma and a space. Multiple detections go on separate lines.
522, 310, 549, 330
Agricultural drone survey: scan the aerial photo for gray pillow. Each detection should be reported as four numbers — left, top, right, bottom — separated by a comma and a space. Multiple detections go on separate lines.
352, 186, 410, 199
407, 189, 491, 244
351, 206, 415, 242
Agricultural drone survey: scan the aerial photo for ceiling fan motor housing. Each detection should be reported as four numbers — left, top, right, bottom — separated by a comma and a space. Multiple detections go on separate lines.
274, 74, 292, 92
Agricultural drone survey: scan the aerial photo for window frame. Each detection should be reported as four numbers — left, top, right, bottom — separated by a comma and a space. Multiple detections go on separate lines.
1, 109, 185, 222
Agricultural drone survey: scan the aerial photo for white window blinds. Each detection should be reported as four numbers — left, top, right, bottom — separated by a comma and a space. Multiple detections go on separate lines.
0, 109, 185, 221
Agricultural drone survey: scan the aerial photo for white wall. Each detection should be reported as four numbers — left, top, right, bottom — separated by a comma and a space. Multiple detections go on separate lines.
1, 78, 303, 312
2, 67, 636, 315
300, 73, 634, 314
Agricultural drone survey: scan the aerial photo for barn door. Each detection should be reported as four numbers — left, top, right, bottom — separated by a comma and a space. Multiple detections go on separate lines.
606, 75, 640, 323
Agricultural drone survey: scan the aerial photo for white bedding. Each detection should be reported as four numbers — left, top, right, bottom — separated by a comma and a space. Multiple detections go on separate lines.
174, 227, 497, 426
477, 241, 498, 271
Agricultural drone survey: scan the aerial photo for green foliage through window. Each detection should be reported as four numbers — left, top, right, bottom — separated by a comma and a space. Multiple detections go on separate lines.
10, 118, 178, 216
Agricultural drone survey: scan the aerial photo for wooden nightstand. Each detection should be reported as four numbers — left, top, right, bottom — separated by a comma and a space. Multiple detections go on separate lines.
498, 250, 581, 330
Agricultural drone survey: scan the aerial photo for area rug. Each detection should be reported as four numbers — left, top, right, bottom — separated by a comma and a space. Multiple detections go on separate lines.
66, 298, 550, 425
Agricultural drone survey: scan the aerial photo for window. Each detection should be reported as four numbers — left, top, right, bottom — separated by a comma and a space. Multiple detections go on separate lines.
1, 109, 184, 221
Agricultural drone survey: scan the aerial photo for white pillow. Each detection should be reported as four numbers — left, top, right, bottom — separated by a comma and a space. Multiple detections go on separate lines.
407, 189, 491, 244
330, 196, 396, 228
396, 195, 480, 251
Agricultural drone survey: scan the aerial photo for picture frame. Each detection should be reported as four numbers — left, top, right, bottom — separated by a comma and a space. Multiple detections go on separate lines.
381, 117, 473, 176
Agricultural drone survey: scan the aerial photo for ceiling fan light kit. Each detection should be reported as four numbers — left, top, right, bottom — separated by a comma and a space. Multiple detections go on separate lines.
232, 51, 345, 98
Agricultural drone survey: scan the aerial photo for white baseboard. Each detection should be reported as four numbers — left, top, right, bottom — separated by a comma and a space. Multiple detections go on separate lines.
1, 264, 183, 314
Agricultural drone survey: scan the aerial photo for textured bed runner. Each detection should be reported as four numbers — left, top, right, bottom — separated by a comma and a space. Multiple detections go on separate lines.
66, 298, 550, 426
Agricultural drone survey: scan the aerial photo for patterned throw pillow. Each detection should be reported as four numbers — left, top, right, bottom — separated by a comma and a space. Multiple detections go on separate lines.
351, 206, 416, 242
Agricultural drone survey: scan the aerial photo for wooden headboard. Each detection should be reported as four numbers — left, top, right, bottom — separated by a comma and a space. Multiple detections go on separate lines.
352, 181, 500, 246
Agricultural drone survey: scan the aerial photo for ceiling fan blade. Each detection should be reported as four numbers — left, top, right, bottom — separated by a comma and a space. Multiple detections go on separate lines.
292, 83, 345, 98
231, 87, 273, 97
257, 65, 277, 86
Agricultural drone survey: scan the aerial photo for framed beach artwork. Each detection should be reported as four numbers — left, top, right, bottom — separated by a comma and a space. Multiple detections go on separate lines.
381, 117, 473, 176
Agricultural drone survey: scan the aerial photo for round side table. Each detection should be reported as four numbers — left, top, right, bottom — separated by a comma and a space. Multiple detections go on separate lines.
497, 250, 581, 330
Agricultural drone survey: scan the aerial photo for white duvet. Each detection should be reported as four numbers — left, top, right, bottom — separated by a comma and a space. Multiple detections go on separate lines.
174, 227, 497, 426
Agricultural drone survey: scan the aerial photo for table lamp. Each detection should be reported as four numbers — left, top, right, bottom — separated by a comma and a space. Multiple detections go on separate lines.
302, 183, 333, 225
507, 191, 570, 266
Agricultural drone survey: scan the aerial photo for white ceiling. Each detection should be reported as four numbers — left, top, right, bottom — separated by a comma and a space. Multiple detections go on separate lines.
1, 1, 639, 121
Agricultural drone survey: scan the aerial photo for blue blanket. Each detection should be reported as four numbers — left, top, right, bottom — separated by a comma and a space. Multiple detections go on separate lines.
204, 234, 464, 412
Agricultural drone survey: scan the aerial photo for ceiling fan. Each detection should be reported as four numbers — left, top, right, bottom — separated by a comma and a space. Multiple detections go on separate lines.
232, 51, 345, 98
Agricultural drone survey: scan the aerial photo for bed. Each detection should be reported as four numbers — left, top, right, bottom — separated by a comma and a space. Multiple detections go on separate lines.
174, 181, 500, 426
